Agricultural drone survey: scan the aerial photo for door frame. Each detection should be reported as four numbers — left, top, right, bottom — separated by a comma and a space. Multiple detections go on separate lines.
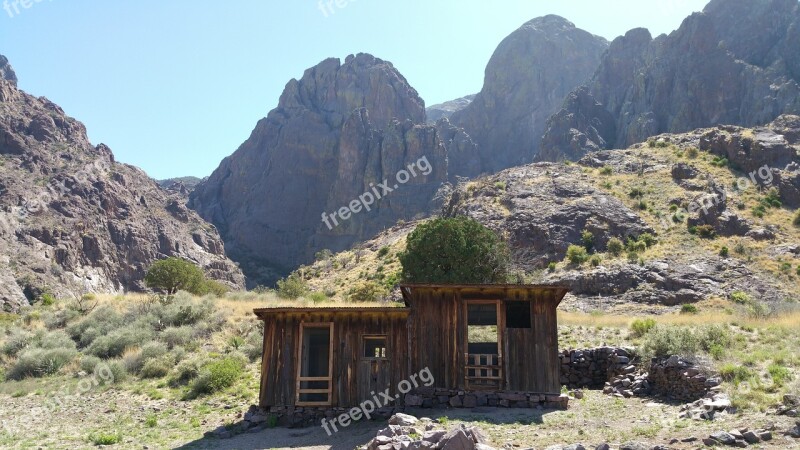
463, 300, 505, 390
295, 322, 334, 406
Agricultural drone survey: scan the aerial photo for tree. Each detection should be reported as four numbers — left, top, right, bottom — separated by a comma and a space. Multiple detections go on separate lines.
399, 217, 509, 284
144, 257, 205, 295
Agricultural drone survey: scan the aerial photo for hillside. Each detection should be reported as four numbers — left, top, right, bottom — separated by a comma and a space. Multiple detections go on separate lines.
300, 118, 800, 313
0, 56, 244, 312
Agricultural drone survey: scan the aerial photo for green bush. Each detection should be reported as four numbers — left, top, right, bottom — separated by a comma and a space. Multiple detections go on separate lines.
680, 304, 699, 314
145, 257, 205, 295
600, 166, 613, 175
641, 325, 699, 359
767, 363, 792, 387
694, 225, 716, 238
686, 147, 699, 158
198, 280, 229, 298
276, 274, 308, 299
589, 255, 602, 267
606, 238, 624, 256
719, 246, 729, 257
89, 431, 122, 446
630, 318, 656, 338
580, 230, 595, 252
399, 217, 509, 284
170, 357, 206, 387
377, 246, 390, 258
730, 291, 751, 304
190, 356, 246, 396
720, 363, 753, 385
307, 291, 327, 304
152, 295, 215, 327
547, 262, 557, 272
698, 325, 731, 351
794, 210, 800, 227
566, 245, 589, 265
637, 233, 657, 248
8, 347, 77, 380
2, 330, 32, 357
348, 282, 388, 303
41, 293, 56, 306
80, 355, 102, 374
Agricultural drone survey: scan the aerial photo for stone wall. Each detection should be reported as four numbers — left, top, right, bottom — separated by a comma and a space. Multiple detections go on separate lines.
256, 388, 570, 427
559, 347, 635, 389
647, 355, 719, 402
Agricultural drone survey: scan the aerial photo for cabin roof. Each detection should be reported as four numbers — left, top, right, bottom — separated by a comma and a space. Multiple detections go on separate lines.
253, 306, 410, 319
399, 283, 570, 306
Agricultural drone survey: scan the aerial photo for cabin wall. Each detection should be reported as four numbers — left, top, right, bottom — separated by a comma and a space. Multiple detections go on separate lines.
259, 312, 409, 408
407, 288, 562, 395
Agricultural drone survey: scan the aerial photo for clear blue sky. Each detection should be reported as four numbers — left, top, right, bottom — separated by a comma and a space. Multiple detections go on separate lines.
1, 0, 708, 180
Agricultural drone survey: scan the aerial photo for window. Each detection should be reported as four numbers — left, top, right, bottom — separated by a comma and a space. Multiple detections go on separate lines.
363, 336, 387, 359
505, 301, 531, 328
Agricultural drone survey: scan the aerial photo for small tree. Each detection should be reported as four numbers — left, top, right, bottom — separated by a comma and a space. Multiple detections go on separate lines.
399, 217, 509, 284
276, 273, 308, 299
144, 258, 205, 296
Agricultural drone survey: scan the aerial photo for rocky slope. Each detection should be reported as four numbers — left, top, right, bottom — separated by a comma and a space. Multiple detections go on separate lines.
0, 56, 244, 312
425, 94, 475, 123
448, 15, 608, 173
302, 118, 800, 311
190, 54, 479, 285
539, 0, 800, 162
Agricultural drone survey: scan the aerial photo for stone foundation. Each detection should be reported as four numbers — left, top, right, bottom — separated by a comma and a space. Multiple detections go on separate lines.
559, 346, 635, 389
648, 355, 719, 402
256, 388, 569, 427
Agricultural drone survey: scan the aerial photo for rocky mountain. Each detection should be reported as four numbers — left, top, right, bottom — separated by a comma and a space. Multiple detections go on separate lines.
448, 15, 608, 173
0, 56, 244, 312
425, 94, 475, 123
303, 117, 800, 311
190, 54, 476, 285
539, 0, 800, 162
157, 176, 203, 191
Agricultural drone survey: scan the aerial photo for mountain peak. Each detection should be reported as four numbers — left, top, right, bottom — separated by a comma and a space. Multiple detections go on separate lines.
0, 54, 18, 85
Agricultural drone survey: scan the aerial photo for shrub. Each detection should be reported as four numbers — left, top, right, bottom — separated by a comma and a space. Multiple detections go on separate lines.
190, 356, 246, 396
730, 291, 751, 304
626, 238, 647, 253
680, 304, 699, 314
589, 255, 602, 267
160, 326, 194, 349
767, 363, 792, 387
399, 217, 509, 284
686, 147, 699, 158
145, 415, 157, 428
720, 364, 753, 385
580, 230, 595, 252
637, 233, 657, 248
41, 293, 56, 306
628, 187, 645, 198
104, 361, 128, 384
276, 274, 308, 299
600, 166, 613, 175
7, 347, 77, 380
630, 318, 656, 338
87, 326, 153, 359
89, 432, 122, 446
170, 357, 206, 387
547, 262, 557, 272
606, 238, 624, 256
307, 291, 327, 304
377, 246, 390, 258
36, 330, 76, 350
152, 295, 215, 327
140, 356, 173, 379
794, 210, 800, 227
2, 330, 32, 357
641, 325, 699, 359
315, 249, 334, 261
566, 245, 589, 265
145, 257, 205, 295
719, 246, 729, 257
698, 325, 731, 351
80, 355, 102, 374
694, 225, 716, 238
348, 281, 388, 303
198, 280, 229, 298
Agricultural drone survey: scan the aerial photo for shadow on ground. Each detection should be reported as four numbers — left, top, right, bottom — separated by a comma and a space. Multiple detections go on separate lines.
175, 407, 558, 449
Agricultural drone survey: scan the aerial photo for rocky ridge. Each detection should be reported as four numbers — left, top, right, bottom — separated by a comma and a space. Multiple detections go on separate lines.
0, 55, 244, 312
539, 0, 800, 162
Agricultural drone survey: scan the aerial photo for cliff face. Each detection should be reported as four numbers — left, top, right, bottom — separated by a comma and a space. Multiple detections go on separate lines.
448, 15, 609, 172
539, 0, 800, 161
0, 56, 244, 312
190, 54, 467, 285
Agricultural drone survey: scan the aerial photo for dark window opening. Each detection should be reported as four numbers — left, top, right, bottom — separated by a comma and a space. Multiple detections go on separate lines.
363, 336, 387, 359
505, 301, 531, 328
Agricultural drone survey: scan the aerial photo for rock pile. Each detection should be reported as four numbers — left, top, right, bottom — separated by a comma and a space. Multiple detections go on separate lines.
648, 356, 719, 402
559, 347, 635, 389
701, 427, 773, 447
603, 371, 649, 398
776, 394, 799, 417
678, 392, 733, 420
364, 413, 497, 450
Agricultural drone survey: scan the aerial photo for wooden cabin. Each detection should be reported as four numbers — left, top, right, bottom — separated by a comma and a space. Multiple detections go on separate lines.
254, 284, 569, 410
